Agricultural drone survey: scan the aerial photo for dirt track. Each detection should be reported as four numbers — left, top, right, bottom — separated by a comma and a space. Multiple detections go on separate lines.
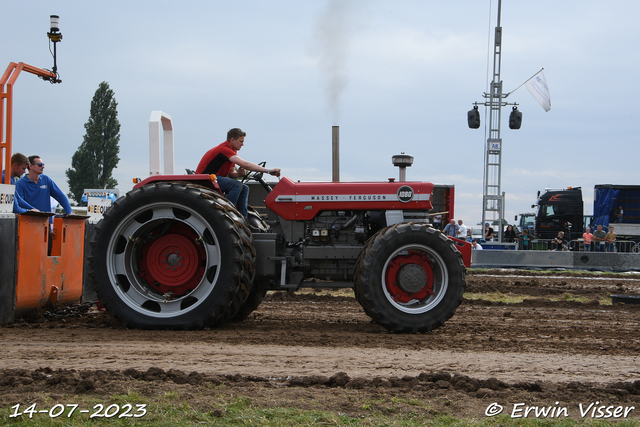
2, 270, 640, 420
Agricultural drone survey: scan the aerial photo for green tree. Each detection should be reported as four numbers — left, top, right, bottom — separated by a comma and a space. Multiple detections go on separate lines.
66, 81, 121, 204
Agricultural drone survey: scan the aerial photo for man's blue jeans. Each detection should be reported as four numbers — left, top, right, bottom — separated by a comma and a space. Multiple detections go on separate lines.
216, 176, 249, 218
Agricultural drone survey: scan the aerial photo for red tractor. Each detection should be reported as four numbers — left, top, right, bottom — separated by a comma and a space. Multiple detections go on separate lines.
90, 164, 471, 332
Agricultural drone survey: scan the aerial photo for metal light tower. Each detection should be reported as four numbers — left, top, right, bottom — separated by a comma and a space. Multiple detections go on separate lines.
1, 15, 63, 185
469, 0, 519, 242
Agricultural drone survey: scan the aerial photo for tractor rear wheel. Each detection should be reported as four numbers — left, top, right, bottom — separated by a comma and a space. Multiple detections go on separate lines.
90, 182, 254, 329
231, 206, 269, 321
354, 223, 465, 333
230, 288, 268, 321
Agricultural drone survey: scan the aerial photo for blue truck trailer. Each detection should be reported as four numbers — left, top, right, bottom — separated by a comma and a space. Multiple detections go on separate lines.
533, 185, 640, 243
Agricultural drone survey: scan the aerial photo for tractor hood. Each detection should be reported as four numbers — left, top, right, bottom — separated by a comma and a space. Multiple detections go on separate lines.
265, 177, 434, 221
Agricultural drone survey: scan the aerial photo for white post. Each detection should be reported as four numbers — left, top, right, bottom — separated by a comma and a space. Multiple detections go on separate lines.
148, 111, 174, 175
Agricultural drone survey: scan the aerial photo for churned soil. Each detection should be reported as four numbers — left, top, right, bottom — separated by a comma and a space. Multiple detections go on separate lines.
1, 270, 640, 420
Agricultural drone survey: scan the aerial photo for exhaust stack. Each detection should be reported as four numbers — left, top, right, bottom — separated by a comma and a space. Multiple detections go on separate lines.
332, 125, 340, 182
392, 153, 413, 182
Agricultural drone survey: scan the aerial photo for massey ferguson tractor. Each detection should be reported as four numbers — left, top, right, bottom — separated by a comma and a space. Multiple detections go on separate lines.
90, 157, 471, 333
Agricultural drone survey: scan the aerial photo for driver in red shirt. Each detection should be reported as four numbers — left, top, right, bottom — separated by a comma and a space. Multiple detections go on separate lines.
196, 128, 280, 218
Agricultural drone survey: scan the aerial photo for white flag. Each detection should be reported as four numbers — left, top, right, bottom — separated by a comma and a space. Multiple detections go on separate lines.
525, 69, 551, 112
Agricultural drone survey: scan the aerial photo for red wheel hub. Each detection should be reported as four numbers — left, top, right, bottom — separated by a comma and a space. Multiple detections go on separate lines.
385, 251, 434, 303
139, 223, 206, 296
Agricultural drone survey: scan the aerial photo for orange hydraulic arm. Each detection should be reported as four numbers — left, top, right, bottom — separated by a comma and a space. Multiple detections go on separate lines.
1, 63, 58, 184
1, 15, 62, 184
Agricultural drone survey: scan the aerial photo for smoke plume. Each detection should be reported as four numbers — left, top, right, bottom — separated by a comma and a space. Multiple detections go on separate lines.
312, 0, 361, 123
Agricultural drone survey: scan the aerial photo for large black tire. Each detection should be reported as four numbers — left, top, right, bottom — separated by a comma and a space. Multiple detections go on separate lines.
354, 223, 466, 333
90, 182, 254, 329
230, 206, 269, 321
247, 206, 269, 233
230, 288, 268, 322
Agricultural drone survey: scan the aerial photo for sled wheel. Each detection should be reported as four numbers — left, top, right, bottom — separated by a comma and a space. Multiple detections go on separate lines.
354, 223, 466, 333
90, 182, 254, 329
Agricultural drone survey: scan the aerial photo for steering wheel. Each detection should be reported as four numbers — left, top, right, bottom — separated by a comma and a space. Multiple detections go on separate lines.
241, 161, 267, 183
241, 161, 275, 193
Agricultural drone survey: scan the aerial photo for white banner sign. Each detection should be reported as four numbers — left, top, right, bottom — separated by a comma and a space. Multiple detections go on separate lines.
0, 184, 15, 213
87, 196, 112, 223
525, 69, 551, 112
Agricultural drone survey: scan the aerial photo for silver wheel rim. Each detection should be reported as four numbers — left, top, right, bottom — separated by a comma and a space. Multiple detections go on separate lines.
105, 202, 222, 318
381, 243, 449, 314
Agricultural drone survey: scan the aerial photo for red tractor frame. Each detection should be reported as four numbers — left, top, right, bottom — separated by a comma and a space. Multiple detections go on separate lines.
90, 171, 471, 333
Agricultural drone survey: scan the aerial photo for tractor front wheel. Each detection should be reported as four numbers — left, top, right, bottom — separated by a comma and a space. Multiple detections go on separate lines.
354, 223, 466, 333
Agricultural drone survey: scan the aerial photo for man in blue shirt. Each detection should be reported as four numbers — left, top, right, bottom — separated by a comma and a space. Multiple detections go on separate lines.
1, 152, 36, 214
442, 219, 459, 237
15, 155, 72, 218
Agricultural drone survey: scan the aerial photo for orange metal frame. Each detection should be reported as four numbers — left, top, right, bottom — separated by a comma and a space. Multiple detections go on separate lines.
1, 62, 85, 316
1, 62, 56, 184
15, 215, 85, 315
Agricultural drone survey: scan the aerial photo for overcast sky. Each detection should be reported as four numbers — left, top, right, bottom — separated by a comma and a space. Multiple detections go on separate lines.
3, 1, 639, 225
